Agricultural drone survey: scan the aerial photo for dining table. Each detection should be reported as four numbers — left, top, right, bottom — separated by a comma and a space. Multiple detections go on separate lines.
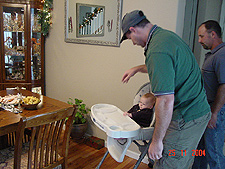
0, 89, 73, 137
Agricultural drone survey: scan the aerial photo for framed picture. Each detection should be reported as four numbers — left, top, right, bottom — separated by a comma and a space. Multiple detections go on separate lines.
65, 0, 123, 47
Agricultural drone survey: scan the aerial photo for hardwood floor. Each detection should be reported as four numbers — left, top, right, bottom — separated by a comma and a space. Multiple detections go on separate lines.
64, 138, 150, 169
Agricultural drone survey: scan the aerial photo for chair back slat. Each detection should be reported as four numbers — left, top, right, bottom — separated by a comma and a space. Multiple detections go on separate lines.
14, 117, 26, 169
13, 106, 75, 169
55, 119, 65, 161
50, 120, 60, 164
50, 120, 61, 164
40, 124, 50, 168
27, 127, 37, 168
61, 111, 74, 159
34, 126, 42, 169
8, 132, 16, 146
44, 122, 55, 166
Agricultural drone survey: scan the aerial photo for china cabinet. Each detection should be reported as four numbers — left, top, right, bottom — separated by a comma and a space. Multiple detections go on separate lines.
0, 0, 44, 94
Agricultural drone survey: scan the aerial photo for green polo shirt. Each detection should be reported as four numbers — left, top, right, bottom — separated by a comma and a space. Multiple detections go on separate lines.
145, 27, 210, 122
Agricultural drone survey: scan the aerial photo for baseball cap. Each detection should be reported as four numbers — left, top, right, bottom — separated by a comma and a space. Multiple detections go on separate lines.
120, 10, 146, 43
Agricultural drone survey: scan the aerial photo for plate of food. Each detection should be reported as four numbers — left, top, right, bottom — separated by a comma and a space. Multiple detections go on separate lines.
0, 94, 24, 105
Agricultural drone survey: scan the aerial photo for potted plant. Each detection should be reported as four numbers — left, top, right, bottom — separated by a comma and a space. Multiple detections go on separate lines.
67, 98, 90, 139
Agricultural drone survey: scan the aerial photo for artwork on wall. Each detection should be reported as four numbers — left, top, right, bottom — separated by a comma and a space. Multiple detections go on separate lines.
65, 0, 123, 47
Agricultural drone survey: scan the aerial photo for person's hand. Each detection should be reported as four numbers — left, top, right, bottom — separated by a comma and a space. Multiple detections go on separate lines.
148, 140, 163, 160
121, 65, 147, 83
122, 67, 138, 83
123, 112, 132, 117
123, 112, 128, 116
207, 113, 217, 129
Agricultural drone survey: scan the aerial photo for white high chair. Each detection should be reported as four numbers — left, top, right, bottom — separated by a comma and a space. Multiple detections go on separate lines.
91, 82, 155, 169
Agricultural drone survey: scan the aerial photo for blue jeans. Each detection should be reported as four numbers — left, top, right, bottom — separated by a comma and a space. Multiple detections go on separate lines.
205, 106, 225, 169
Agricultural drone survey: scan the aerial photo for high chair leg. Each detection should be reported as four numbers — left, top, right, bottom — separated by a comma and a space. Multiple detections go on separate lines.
96, 150, 109, 169
133, 140, 154, 169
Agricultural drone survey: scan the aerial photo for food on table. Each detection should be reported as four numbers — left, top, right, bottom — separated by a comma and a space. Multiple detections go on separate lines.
0, 94, 23, 105
22, 96, 40, 105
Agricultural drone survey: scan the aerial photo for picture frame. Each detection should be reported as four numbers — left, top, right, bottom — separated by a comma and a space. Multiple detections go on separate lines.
65, 0, 123, 47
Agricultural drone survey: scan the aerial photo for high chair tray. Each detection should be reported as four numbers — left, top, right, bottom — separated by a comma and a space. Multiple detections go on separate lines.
91, 104, 140, 138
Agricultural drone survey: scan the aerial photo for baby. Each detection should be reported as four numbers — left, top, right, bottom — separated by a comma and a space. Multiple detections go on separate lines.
123, 93, 155, 127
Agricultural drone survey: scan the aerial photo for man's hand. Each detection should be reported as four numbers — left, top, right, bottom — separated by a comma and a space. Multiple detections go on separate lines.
207, 113, 217, 129
208, 84, 225, 129
122, 68, 137, 83
121, 65, 147, 83
148, 140, 163, 160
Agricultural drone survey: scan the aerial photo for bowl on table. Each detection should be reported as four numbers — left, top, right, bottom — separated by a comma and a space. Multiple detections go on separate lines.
22, 102, 40, 110
22, 96, 41, 110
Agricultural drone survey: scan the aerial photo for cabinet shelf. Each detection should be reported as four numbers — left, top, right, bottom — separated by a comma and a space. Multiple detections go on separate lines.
4, 30, 24, 33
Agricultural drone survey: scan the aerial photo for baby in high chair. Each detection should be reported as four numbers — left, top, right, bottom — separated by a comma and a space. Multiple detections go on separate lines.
123, 93, 155, 127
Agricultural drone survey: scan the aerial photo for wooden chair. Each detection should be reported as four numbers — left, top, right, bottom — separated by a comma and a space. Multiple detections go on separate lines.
0, 129, 31, 149
13, 107, 75, 169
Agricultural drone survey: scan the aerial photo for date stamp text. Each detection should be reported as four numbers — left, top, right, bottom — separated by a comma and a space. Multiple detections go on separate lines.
169, 149, 206, 156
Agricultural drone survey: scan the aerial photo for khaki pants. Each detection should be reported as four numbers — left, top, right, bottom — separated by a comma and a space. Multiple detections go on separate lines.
153, 112, 211, 169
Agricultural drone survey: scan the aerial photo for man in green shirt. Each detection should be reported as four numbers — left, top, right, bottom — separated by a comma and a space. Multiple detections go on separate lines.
120, 10, 210, 168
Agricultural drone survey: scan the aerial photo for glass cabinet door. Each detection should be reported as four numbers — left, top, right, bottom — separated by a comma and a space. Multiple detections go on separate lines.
31, 7, 42, 80
3, 6, 25, 81
1, 1, 45, 94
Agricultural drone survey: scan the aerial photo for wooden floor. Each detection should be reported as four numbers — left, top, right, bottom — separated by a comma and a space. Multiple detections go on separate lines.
65, 138, 150, 169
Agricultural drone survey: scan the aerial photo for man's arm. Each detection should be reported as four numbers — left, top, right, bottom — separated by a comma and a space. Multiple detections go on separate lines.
122, 65, 147, 83
148, 94, 174, 160
208, 84, 225, 128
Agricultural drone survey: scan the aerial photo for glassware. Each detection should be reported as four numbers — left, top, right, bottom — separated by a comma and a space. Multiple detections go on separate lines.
3, 6, 25, 81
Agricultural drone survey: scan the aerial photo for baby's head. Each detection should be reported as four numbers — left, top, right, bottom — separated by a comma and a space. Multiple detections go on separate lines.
139, 93, 156, 110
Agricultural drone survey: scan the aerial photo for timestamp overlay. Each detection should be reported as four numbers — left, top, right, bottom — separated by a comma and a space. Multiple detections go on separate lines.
169, 149, 206, 156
